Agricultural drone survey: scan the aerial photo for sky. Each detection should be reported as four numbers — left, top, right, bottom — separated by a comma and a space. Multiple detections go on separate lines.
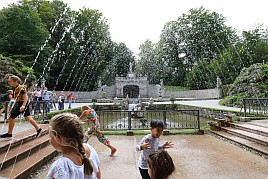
1, 0, 268, 55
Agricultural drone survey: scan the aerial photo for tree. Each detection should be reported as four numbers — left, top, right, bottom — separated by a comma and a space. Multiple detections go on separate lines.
158, 7, 237, 87
101, 42, 135, 85
135, 39, 160, 84
0, 3, 48, 64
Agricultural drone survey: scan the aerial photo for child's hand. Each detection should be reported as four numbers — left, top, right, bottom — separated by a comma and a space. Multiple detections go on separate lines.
163, 141, 174, 149
141, 139, 151, 150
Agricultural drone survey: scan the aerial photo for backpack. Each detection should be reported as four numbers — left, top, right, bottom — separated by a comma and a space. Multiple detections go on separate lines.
0, 94, 8, 102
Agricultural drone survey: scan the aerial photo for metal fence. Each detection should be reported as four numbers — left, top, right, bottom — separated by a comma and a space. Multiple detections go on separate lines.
97, 109, 200, 131
2, 101, 52, 122
243, 98, 268, 117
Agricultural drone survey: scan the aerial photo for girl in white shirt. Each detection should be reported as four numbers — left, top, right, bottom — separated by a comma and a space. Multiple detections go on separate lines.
47, 113, 101, 179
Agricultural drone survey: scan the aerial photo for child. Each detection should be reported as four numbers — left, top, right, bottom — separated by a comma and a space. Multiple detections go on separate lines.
136, 120, 174, 179
0, 75, 42, 138
147, 150, 175, 179
0, 90, 13, 116
47, 113, 101, 179
79, 105, 117, 156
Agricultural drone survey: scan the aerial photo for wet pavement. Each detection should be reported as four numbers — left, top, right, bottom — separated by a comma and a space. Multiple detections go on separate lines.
1, 100, 267, 178
36, 134, 268, 179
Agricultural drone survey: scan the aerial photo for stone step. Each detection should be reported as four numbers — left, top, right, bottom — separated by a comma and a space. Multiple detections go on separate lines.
209, 130, 268, 156
0, 125, 49, 154
0, 134, 50, 170
221, 127, 268, 146
228, 122, 268, 137
0, 143, 57, 179
0, 125, 58, 179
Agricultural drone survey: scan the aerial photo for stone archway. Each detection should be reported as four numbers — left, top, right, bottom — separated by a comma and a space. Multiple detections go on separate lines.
123, 85, 139, 98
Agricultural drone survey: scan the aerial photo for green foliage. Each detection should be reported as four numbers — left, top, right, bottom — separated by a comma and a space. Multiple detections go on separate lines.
155, 7, 237, 87
261, 63, 268, 79
165, 86, 190, 91
0, 54, 36, 93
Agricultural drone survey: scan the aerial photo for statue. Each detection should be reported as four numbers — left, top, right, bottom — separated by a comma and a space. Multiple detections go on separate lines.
216, 76, 222, 89
160, 79, 163, 86
129, 62, 133, 73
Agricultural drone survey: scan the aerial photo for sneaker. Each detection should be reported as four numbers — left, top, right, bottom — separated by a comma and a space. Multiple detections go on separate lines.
35, 128, 42, 138
0, 133, 12, 138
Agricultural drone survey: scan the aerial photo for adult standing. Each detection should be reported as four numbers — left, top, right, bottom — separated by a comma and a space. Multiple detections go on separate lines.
67, 92, 73, 109
43, 87, 52, 113
33, 87, 42, 114
58, 91, 65, 110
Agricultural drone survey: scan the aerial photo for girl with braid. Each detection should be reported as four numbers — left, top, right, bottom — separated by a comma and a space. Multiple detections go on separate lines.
47, 113, 101, 179
80, 105, 117, 156
147, 150, 175, 179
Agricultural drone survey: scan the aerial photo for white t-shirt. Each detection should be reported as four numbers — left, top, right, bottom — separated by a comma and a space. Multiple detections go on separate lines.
47, 144, 100, 179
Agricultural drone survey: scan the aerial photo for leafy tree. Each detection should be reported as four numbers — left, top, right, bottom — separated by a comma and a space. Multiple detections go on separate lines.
0, 54, 36, 93
101, 42, 135, 85
0, 3, 48, 65
158, 7, 236, 87
135, 39, 160, 84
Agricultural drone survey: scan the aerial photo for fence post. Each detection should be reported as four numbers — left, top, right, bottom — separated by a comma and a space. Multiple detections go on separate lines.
127, 111, 133, 136
243, 99, 247, 117
197, 110, 200, 130
163, 111, 167, 129
162, 110, 170, 135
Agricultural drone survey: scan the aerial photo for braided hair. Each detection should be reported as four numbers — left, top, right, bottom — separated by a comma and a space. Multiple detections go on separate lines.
147, 150, 175, 179
50, 113, 93, 175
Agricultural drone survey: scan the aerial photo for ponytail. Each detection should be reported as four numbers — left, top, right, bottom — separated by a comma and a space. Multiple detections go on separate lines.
78, 143, 93, 175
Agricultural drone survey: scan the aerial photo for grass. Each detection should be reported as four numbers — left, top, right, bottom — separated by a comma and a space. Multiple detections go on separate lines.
165, 86, 190, 92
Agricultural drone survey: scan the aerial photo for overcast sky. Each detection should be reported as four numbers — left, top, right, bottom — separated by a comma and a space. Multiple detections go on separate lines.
1, 0, 268, 55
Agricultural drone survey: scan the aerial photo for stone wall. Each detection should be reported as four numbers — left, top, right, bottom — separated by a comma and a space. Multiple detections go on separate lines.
50, 88, 220, 102
165, 88, 221, 99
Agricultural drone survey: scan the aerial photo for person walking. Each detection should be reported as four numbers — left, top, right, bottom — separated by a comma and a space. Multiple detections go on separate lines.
79, 105, 117, 156
0, 75, 42, 139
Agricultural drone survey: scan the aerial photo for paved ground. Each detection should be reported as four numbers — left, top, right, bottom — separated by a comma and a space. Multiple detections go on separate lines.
36, 134, 268, 179
1, 100, 267, 178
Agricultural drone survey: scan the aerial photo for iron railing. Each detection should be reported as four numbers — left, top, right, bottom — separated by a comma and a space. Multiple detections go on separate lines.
97, 109, 200, 131
2, 101, 53, 122
242, 98, 268, 117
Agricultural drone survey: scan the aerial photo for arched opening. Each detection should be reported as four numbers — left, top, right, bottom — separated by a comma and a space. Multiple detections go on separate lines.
123, 85, 139, 98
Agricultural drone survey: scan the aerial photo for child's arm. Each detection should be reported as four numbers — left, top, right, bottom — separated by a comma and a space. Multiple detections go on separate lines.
136, 136, 151, 151
20, 93, 28, 112
79, 110, 87, 119
160, 141, 174, 149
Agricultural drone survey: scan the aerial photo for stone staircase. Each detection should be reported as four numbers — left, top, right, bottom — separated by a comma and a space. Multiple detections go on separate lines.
209, 121, 268, 157
0, 125, 58, 179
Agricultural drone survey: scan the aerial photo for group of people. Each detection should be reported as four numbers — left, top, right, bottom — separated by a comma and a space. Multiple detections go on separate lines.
0, 75, 175, 179
47, 110, 175, 179
32, 88, 73, 112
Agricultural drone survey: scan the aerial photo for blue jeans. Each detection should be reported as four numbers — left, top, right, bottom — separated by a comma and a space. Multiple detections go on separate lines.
45, 100, 50, 112
68, 100, 72, 108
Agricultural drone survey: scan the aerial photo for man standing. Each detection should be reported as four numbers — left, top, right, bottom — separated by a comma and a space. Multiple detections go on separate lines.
43, 87, 52, 113
0, 75, 42, 139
